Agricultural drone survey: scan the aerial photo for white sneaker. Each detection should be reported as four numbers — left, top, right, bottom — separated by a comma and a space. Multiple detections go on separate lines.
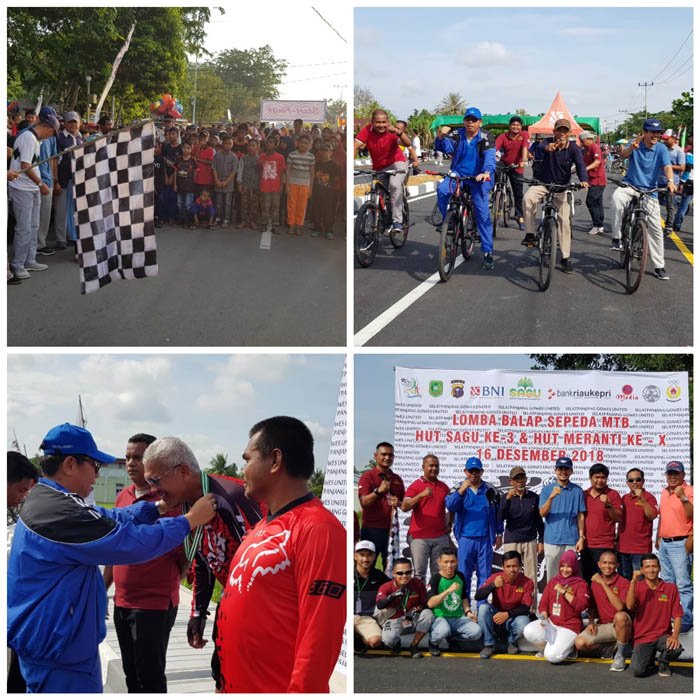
12, 268, 31, 279
598, 226, 605, 234
24, 262, 48, 271
587, 226, 599, 235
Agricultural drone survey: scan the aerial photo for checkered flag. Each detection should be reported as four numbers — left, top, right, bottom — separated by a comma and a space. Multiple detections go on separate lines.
385, 506, 401, 574
72, 121, 157, 294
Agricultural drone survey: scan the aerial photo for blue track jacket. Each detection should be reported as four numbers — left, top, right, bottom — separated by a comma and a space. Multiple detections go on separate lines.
7, 478, 191, 671
433, 128, 497, 178
445, 482, 503, 542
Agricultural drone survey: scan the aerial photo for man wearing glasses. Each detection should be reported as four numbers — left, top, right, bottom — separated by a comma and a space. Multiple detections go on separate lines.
375, 557, 435, 657
142, 436, 262, 692
618, 468, 658, 580
7, 423, 216, 693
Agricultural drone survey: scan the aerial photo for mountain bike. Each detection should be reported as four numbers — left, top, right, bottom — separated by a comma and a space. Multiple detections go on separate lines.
437, 173, 479, 282
612, 181, 669, 293
354, 169, 410, 267
491, 163, 518, 238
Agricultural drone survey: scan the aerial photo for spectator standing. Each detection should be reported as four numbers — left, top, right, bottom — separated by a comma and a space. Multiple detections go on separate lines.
286, 134, 315, 235
192, 131, 214, 196
658, 130, 685, 236
97, 115, 113, 136
213, 136, 237, 227
8, 113, 59, 280
401, 454, 451, 584
672, 148, 693, 232
153, 140, 171, 228
160, 127, 182, 226
258, 137, 286, 234
655, 460, 693, 632
54, 112, 83, 252
310, 143, 339, 239
353, 540, 390, 650
236, 139, 261, 230
357, 442, 405, 570
618, 468, 657, 580
581, 463, 622, 583
173, 141, 198, 224
539, 456, 586, 582
35, 107, 58, 256
580, 130, 607, 235
497, 466, 544, 612
411, 129, 422, 161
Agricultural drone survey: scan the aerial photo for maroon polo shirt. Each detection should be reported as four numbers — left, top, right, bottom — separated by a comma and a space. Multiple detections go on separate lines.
482, 572, 534, 612
358, 467, 405, 529
583, 142, 607, 186
495, 132, 529, 174
584, 487, 622, 548
619, 490, 657, 554
632, 579, 683, 644
405, 476, 450, 539
112, 485, 184, 610
375, 578, 427, 620
591, 574, 629, 624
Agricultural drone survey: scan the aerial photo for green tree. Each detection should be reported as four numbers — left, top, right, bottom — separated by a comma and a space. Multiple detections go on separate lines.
324, 98, 347, 128
207, 453, 239, 478
309, 469, 325, 499
180, 63, 230, 124
407, 108, 436, 146
213, 46, 287, 122
671, 89, 693, 138
435, 92, 467, 115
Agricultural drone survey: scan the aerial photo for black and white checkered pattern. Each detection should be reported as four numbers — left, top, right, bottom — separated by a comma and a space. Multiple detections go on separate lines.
72, 121, 157, 294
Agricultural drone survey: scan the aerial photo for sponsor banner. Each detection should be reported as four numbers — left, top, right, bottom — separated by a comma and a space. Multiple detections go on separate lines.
259, 99, 327, 123
323, 359, 347, 675
394, 367, 689, 586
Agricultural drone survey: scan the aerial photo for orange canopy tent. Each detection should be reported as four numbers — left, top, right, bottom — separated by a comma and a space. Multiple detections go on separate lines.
528, 91, 584, 141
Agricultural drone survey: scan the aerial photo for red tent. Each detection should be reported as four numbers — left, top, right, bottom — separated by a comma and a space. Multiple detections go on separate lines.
528, 91, 584, 141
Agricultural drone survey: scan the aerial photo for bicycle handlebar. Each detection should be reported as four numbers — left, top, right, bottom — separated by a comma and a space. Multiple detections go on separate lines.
354, 169, 401, 176
522, 179, 583, 190
447, 173, 478, 181
610, 180, 669, 195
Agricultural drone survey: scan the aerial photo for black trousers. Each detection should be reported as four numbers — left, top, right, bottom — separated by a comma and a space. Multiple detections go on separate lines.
506, 169, 525, 220
586, 184, 606, 227
7, 648, 26, 693
660, 190, 676, 232
629, 635, 682, 677
211, 602, 223, 690
114, 604, 178, 693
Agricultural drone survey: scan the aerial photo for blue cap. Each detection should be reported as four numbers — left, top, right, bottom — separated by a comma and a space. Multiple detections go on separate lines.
665, 460, 685, 473
465, 456, 483, 471
643, 118, 663, 132
464, 107, 482, 120
41, 423, 116, 463
555, 456, 573, 469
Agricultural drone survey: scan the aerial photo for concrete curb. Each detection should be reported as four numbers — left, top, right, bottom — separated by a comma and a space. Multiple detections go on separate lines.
353, 180, 438, 213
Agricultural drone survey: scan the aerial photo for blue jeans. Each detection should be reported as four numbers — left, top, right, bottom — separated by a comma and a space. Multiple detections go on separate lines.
673, 193, 693, 229
157, 187, 178, 222
659, 539, 693, 631
457, 535, 493, 606
177, 191, 195, 221
436, 177, 494, 253
618, 553, 644, 581
430, 616, 482, 645
478, 603, 529, 647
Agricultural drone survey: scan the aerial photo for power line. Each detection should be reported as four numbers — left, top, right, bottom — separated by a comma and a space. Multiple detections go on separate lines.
655, 55, 693, 85
656, 63, 693, 87
652, 30, 693, 82
312, 7, 346, 43
287, 61, 347, 68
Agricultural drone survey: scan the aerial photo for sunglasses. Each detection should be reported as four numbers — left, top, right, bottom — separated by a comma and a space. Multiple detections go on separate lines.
394, 570, 412, 576
627, 478, 643, 483
145, 464, 181, 487
80, 457, 101, 474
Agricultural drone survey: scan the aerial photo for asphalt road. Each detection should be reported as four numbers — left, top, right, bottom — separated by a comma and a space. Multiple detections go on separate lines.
354, 651, 693, 693
354, 167, 693, 347
8, 221, 346, 346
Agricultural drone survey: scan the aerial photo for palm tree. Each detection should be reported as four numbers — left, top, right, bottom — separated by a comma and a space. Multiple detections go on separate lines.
436, 92, 467, 115
208, 453, 239, 478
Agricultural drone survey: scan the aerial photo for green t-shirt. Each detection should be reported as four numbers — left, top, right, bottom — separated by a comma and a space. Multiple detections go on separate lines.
428, 571, 468, 618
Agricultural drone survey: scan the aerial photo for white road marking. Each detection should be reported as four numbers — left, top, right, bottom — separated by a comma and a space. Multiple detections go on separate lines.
354, 255, 466, 346
260, 230, 272, 249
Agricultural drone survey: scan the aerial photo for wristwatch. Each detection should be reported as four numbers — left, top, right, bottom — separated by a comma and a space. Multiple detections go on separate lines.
373, 487, 380, 496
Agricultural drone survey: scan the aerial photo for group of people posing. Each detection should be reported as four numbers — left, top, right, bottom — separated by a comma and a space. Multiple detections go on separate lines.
354, 443, 692, 677
354, 108, 688, 279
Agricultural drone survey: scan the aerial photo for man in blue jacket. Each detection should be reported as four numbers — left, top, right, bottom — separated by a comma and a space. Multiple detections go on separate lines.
7, 423, 216, 693
434, 107, 497, 269
445, 457, 503, 607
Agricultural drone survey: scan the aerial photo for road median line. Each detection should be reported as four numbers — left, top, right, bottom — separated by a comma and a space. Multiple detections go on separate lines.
670, 232, 693, 265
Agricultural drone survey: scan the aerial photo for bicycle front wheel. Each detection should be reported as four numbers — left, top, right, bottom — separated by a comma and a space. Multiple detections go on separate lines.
438, 208, 460, 282
429, 199, 442, 227
354, 202, 379, 267
538, 217, 557, 291
390, 198, 409, 248
491, 189, 502, 240
625, 218, 648, 293
503, 187, 512, 228
462, 206, 476, 260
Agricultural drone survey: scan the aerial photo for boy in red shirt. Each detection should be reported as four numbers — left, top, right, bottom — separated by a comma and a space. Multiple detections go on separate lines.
258, 137, 286, 233
192, 131, 214, 196
626, 553, 683, 677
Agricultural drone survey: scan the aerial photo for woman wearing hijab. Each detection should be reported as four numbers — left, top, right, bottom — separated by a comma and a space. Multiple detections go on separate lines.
523, 550, 590, 663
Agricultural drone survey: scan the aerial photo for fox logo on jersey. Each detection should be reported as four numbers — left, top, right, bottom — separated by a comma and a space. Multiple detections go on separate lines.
228, 529, 291, 593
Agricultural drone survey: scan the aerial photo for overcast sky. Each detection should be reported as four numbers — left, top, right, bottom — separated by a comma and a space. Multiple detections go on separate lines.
354, 354, 533, 466
8, 354, 345, 471
355, 6, 693, 130
199, 6, 349, 102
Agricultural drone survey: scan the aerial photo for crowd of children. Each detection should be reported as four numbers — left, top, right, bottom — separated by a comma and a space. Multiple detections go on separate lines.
154, 118, 346, 238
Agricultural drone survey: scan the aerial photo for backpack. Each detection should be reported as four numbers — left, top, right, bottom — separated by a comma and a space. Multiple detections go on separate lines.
451, 128, 495, 159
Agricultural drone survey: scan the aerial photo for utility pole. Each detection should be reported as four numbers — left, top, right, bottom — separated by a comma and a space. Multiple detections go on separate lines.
192, 54, 199, 125
638, 81, 654, 118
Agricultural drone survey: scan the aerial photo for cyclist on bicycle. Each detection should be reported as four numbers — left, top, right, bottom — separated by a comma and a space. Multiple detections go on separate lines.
610, 118, 676, 280
354, 109, 414, 238
433, 107, 497, 270
495, 115, 530, 230
521, 119, 588, 274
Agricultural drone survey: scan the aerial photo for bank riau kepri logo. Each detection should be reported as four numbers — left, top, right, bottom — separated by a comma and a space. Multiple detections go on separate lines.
509, 377, 541, 399
400, 377, 421, 399
429, 380, 444, 398
666, 380, 681, 402
642, 385, 661, 403
451, 379, 465, 398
